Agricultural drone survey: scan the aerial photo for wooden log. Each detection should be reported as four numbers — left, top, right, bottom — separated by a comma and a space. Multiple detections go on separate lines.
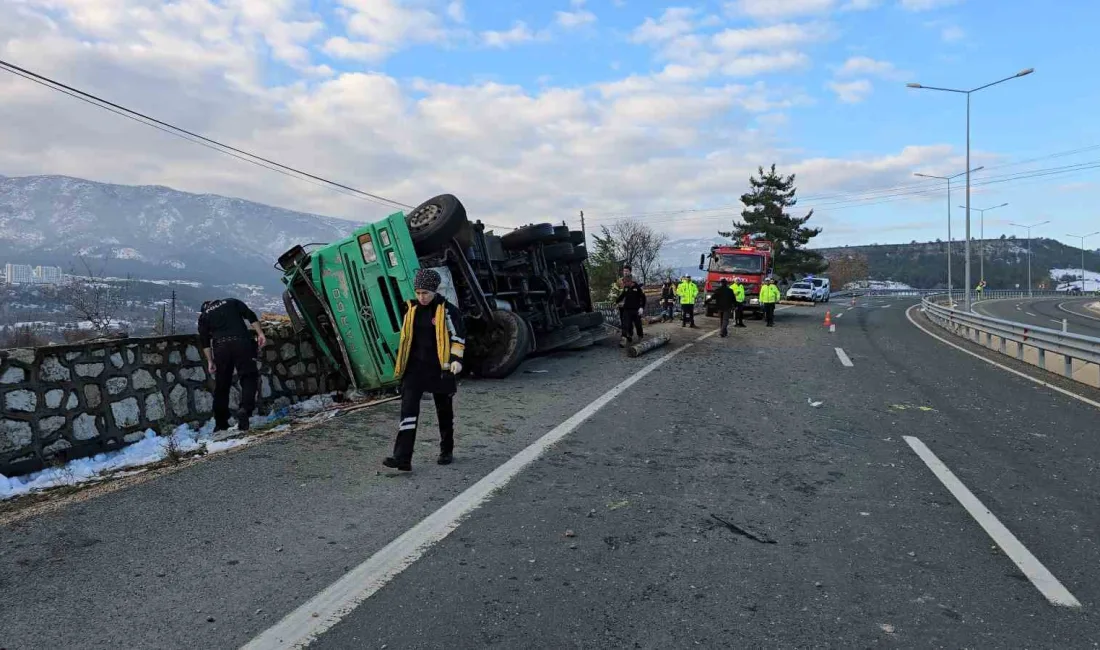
627, 332, 671, 358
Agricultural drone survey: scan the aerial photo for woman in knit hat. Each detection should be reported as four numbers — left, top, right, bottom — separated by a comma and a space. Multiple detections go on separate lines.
383, 268, 467, 471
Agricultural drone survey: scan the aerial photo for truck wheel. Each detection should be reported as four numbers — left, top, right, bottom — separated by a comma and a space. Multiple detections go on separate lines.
551, 225, 571, 242
501, 223, 555, 250
565, 332, 596, 350
561, 246, 588, 263
561, 312, 603, 330
535, 325, 583, 353
543, 242, 575, 262
406, 194, 469, 253
569, 230, 585, 246
478, 310, 531, 379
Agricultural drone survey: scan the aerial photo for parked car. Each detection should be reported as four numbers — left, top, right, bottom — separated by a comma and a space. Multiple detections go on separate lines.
786, 281, 816, 302
810, 277, 831, 302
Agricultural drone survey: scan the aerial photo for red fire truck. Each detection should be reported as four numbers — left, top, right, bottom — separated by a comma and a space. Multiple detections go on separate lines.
698, 234, 774, 318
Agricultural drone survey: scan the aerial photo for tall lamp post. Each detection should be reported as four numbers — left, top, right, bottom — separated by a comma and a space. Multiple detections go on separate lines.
1010, 219, 1050, 297
914, 166, 984, 301
960, 202, 1008, 282
1067, 231, 1099, 291
907, 67, 1034, 311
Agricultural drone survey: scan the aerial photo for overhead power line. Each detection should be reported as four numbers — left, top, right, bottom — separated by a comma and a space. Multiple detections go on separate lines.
0, 58, 412, 211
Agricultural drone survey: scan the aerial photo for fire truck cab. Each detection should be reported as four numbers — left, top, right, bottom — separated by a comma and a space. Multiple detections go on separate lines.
698, 235, 774, 318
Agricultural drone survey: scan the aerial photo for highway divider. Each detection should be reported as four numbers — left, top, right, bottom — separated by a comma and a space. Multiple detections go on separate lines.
921, 295, 1100, 388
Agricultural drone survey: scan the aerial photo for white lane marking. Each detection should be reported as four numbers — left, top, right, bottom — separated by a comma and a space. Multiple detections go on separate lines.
1058, 300, 1100, 323
242, 338, 700, 650
697, 328, 720, 341
903, 436, 1081, 608
835, 312, 844, 319
881, 304, 892, 309
1049, 319, 1063, 325
834, 347, 854, 367
1016, 305, 1022, 311
905, 304, 1100, 410
1025, 311, 1038, 317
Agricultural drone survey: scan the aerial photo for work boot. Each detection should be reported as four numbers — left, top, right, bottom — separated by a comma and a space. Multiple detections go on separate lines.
236, 410, 251, 432
619, 336, 627, 347
437, 451, 453, 465
213, 419, 230, 433
382, 457, 412, 471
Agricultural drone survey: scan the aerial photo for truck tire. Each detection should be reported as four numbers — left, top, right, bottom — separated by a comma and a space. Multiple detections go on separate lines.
535, 325, 583, 353
543, 242, 575, 262
569, 230, 585, 246
565, 332, 596, 350
561, 246, 588, 263
552, 225, 571, 242
501, 223, 555, 250
561, 311, 603, 330
478, 310, 531, 379
406, 194, 468, 254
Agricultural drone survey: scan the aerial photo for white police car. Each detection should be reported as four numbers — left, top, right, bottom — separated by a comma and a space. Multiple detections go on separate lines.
786, 281, 816, 302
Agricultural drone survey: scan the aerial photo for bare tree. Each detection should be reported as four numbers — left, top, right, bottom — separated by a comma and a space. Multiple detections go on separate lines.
59, 257, 134, 333
594, 220, 669, 285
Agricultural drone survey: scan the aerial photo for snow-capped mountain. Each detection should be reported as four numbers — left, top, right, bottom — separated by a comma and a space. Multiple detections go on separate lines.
0, 175, 362, 289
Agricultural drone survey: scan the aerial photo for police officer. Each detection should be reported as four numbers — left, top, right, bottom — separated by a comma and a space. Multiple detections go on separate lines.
677, 275, 699, 328
198, 298, 266, 431
731, 277, 747, 328
384, 269, 465, 472
614, 267, 646, 346
712, 278, 736, 337
759, 276, 781, 327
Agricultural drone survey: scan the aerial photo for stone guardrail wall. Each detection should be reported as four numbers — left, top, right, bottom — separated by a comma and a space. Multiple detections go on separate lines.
0, 323, 341, 476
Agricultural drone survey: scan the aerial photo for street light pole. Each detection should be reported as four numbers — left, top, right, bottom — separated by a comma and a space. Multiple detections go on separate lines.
959, 202, 1008, 282
915, 166, 983, 302
907, 67, 1034, 311
1067, 231, 1099, 291
1010, 220, 1050, 297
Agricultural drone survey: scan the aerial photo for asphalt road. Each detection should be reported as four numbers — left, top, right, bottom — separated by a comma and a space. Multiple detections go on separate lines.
974, 296, 1100, 338
3, 300, 1099, 649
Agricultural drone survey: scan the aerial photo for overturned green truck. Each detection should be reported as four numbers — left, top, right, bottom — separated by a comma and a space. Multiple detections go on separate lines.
277, 194, 605, 390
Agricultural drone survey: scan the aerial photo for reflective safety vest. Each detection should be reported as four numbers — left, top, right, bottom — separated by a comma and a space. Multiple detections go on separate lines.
732, 283, 746, 302
760, 284, 781, 304
677, 280, 698, 305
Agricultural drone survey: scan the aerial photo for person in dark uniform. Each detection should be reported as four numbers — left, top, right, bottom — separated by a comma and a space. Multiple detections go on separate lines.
384, 269, 466, 472
198, 298, 266, 432
660, 277, 677, 322
713, 278, 736, 337
614, 268, 646, 346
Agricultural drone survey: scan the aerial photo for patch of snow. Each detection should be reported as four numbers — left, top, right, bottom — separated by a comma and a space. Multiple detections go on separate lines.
1050, 268, 1100, 292
113, 247, 145, 261
0, 392, 340, 501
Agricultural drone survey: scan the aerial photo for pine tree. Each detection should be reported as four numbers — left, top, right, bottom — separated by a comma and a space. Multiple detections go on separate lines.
719, 164, 827, 281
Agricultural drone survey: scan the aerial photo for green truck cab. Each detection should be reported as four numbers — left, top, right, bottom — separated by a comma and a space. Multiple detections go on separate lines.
277, 194, 604, 390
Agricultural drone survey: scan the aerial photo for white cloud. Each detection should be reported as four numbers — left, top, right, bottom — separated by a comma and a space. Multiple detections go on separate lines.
827, 79, 872, 103
940, 24, 965, 42
725, 0, 836, 21
0, 0, 974, 242
835, 56, 905, 79
480, 22, 542, 48
446, 1, 465, 23
556, 9, 597, 28
899, 0, 961, 10
631, 7, 698, 43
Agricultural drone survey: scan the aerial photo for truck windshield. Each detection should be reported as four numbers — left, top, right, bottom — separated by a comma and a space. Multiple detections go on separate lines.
710, 253, 763, 273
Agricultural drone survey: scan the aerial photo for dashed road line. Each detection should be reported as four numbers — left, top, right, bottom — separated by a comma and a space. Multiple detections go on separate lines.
903, 436, 1081, 608
1026, 311, 1038, 317
242, 333, 706, 650
834, 347, 853, 367
835, 312, 844, 318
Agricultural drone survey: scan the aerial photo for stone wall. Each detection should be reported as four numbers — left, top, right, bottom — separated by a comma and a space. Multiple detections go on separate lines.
0, 324, 340, 476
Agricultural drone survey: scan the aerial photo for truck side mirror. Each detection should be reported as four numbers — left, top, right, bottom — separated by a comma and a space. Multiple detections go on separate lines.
698, 253, 705, 271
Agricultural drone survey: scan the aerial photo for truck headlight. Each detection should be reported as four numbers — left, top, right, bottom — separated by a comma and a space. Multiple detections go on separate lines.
750, 298, 759, 304
358, 233, 377, 264
704, 294, 711, 301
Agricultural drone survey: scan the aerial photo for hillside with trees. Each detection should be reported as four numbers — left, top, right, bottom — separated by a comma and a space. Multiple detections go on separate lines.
817, 236, 1100, 290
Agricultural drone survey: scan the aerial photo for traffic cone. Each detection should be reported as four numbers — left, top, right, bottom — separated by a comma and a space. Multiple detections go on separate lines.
823, 310, 832, 327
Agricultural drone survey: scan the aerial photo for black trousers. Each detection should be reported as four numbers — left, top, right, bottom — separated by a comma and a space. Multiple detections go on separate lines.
619, 308, 643, 340
393, 369, 456, 463
681, 303, 696, 326
734, 303, 745, 325
763, 303, 776, 325
213, 338, 258, 428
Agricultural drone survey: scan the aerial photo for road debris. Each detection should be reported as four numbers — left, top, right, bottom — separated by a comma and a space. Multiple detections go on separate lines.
627, 333, 671, 358
709, 514, 777, 544
564, 529, 576, 538
607, 499, 630, 510
807, 398, 823, 407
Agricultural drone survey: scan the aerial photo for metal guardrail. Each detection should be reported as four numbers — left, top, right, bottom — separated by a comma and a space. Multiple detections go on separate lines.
920, 293, 1100, 386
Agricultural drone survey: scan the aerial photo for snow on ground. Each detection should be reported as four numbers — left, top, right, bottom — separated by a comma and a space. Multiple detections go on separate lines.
1050, 268, 1100, 292
843, 280, 916, 290
0, 393, 339, 501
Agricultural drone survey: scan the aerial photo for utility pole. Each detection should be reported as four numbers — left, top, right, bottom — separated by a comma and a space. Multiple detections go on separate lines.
915, 166, 983, 302
579, 210, 586, 245
1067, 231, 1099, 291
170, 289, 176, 334
1010, 220, 1050, 297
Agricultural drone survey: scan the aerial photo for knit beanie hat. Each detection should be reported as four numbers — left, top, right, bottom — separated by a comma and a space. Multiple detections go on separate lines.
413, 268, 442, 292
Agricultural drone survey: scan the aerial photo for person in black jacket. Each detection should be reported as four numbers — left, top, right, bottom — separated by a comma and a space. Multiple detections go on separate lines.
198, 298, 266, 432
660, 277, 676, 322
614, 267, 647, 346
712, 278, 736, 338
384, 269, 466, 471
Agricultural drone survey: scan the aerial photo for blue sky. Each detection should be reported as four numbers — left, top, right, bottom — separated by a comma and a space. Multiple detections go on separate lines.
1, 0, 1098, 253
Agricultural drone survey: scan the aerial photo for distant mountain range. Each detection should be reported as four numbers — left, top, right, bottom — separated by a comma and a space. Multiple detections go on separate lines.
0, 174, 360, 290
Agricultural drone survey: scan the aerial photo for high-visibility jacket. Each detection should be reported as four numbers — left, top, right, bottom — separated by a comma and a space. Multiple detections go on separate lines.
677, 280, 698, 305
732, 283, 746, 303
394, 297, 465, 378
759, 284, 781, 304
